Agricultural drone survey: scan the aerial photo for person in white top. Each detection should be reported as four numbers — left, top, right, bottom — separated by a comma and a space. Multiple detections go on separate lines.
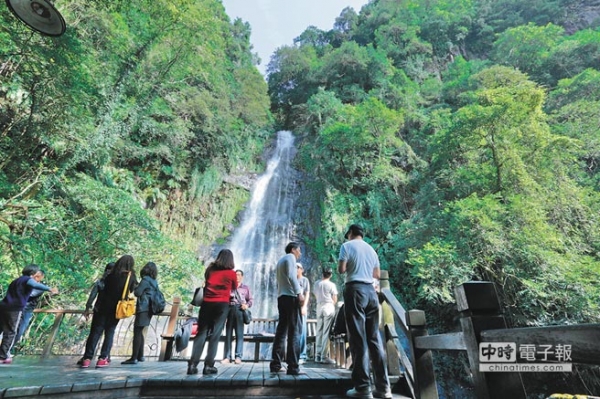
313, 268, 338, 364
296, 263, 310, 364
338, 224, 392, 399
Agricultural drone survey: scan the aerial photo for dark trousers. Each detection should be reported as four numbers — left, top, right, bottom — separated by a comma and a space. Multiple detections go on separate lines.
270, 295, 301, 372
83, 311, 119, 360
223, 305, 244, 360
344, 283, 391, 392
0, 309, 21, 359
131, 325, 148, 360
190, 301, 229, 367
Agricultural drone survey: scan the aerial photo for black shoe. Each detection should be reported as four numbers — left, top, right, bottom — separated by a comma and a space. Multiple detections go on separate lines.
187, 362, 198, 375
137, 357, 145, 362
121, 358, 137, 365
203, 365, 218, 375
270, 362, 285, 373
287, 369, 304, 376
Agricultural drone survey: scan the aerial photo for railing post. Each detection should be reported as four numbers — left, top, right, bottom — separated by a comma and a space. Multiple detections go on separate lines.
42, 311, 64, 358
455, 282, 526, 399
407, 309, 439, 399
159, 297, 180, 361
379, 271, 401, 376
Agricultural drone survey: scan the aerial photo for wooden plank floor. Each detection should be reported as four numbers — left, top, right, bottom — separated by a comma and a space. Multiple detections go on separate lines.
0, 356, 410, 398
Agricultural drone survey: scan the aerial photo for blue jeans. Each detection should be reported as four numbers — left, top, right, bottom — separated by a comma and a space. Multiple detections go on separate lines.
15, 308, 34, 343
344, 282, 391, 393
83, 311, 119, 360
299, 314, 307, 360
270, 295, 301, 373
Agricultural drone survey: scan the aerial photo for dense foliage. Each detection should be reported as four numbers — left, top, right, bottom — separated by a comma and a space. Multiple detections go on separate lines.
0, 0, 271, 303
267, 0, 600, 394
3, 0, 600, 393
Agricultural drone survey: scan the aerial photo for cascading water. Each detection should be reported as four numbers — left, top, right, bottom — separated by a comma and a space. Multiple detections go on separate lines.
229, 130, 298, 319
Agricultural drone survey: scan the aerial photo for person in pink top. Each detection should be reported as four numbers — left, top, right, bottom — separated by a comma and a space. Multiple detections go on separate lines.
187, 249, 237, 376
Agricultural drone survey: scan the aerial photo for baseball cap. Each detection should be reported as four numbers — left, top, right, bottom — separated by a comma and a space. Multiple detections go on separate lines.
344, 224, 364, 239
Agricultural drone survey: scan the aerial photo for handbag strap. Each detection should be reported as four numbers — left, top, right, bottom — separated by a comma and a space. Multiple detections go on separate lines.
121, 272, 131, 300
233, 288, 243, 305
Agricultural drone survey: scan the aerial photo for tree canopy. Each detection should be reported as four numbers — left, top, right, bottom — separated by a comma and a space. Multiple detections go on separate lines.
0, 0, 271, 302
3, 0, 600, 393
267, 0, 600, 394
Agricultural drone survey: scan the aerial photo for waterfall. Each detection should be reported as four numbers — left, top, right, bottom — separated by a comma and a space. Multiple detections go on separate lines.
229, 131, 298, 319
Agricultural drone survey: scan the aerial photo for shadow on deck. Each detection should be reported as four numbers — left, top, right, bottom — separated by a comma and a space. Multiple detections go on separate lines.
0, 356, 408, 399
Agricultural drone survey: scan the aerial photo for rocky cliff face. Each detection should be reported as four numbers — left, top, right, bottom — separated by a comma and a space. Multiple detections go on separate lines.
564, 0, 600, 33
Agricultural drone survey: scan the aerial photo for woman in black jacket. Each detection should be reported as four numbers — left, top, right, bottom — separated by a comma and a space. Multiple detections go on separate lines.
79, 255, 137, 369
122, 262, 159, 364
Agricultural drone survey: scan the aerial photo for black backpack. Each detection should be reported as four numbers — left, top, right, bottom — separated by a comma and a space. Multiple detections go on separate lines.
150, 282, 166, 314
330, 303, 347, 337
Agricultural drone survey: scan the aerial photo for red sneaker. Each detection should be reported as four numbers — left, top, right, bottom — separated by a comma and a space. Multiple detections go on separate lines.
96, 358, 109, 368
0, 358, 12, 364
80, 359, 91, 368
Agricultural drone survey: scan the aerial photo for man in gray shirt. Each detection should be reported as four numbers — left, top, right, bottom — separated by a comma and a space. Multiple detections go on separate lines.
338, 224, 391, 399
270, 242, 305, 375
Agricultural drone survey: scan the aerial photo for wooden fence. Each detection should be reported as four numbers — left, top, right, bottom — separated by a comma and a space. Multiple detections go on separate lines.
377, 274, 600, 399
20, 274, 599, 399
20, 308, 173, 359
21, 301, 319, 363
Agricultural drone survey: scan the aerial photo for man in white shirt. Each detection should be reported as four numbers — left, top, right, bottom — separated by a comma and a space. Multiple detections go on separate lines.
338, 224, 391, 399
313, 268, 337, 364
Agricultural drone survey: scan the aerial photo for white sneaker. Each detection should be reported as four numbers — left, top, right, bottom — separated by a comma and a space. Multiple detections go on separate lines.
373, 389, 392, 399
321, 357, 336, 364
299, 359, 306, 365
347, 387, 373, 399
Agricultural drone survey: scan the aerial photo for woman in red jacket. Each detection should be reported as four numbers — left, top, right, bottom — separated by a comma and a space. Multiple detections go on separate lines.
187, 249, 237, 375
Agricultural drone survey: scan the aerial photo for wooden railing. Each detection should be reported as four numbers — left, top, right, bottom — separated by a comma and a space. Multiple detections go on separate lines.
378, 271, 431, 399
20, 299, 320, 363
158, 297, 318, 362
22, 275, 594, 399
377, 275, 600, 399
20, 307, 175, 359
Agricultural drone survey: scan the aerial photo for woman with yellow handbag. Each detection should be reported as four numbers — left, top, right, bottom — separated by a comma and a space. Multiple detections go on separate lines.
79, 255, 137, 369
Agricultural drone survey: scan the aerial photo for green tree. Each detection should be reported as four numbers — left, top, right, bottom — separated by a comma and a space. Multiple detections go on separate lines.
542, 28, 600, 86
491, 23, 564, 82
304, 88, 344, 133
0, 0, 271, 305
267, 44, 320, 122
547, 68, 600, 188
